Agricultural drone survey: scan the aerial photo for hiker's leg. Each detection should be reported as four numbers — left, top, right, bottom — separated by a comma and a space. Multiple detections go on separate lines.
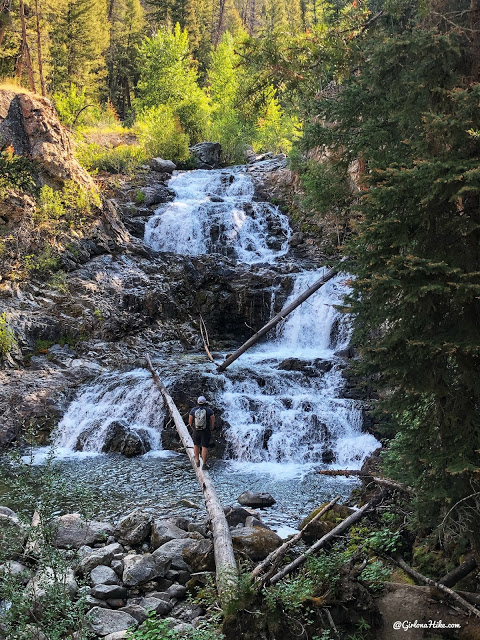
194, 444, 201, 465
202, 446, 208, 464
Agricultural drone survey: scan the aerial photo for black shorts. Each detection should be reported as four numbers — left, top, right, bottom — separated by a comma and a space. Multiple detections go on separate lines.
192, 428, 211, 448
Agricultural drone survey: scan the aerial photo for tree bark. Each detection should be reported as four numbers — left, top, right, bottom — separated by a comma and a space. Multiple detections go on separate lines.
34, 0, 46, 96
19, 0, 36, 92
145, 354, 238, 599
440, 557, 477, 588
217, 264, 342, 372
268, 492, 384, 585
252, 495, 340, 583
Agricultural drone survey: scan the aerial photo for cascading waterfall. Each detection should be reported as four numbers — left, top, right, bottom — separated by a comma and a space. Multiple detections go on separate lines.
144, 168, 291, 263
218, 271, 378, 469
51, 166, 378, 472
53, 370, 165, 456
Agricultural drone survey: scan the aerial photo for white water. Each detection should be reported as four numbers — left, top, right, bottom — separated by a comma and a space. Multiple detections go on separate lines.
144, 168, 291, 263
49, 166, 378, 475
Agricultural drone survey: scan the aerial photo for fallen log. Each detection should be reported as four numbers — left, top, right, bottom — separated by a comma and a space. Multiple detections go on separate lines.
317, 469, 414, 495
440, 557, 477, 588
268, 492, 384, 586
200, 315, 221, 366
390, 557, 480, 619
252, 496, 340, 584
145, 354, 237, 598
217, 265, 342, 372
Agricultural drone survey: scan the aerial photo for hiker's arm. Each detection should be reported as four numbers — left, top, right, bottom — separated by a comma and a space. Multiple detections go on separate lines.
211, 414, 215, 430
189, 414, 193, 427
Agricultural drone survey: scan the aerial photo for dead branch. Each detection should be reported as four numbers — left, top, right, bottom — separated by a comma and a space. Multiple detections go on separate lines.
316, 469, 414, 495
268, 492, 384, 586
252, 495, 341, 584
199, 315, 221, 366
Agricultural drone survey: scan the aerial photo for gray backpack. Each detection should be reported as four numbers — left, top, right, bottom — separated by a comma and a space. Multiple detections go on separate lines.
194, 408, 207, 430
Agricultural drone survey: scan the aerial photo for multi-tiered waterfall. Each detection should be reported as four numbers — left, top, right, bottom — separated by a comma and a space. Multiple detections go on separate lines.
53, 166, 378, 475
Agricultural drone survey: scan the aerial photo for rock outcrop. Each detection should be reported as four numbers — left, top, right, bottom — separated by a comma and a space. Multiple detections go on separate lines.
0, 89, 94, 190
189, 142, 222, 169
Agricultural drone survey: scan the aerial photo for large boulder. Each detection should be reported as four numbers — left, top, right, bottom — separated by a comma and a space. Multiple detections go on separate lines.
189, 142, 222, 169
88, 607, 138, 636
150, 157, 176, 173
0, 89, 94, 190
114, 510, 152, 546
101, 421, 152, 457
55, 514, 113, 549
90, 565, 119, 586
122, 553, 171, 587
231, 526, 282, 561
153, 538, 214, 572
237, 491, 276, 508
140, 185, 176, 207
299, 503, 354, 543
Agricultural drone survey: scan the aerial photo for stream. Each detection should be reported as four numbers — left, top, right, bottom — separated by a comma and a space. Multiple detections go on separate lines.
3, 166, 379, 536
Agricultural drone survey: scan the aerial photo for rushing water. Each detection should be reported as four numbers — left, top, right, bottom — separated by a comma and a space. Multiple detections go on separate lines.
4, 167, 379, 533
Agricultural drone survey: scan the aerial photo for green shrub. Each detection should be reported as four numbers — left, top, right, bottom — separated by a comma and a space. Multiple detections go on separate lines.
24, 246, 60, 275
36, 181, 101, 224
127, 612, 223, 639
76, 142, 146, 174
136, 105, 190, 163
0, 144, 37, 197
0, 312, 17, 358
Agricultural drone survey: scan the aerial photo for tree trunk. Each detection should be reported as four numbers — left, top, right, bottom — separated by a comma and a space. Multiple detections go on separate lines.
34, 0, 46, 96
217, 264, 342, 372
145, 354, 238, 599
268, 492, 384, 586
471, 0, 480, 81
19, 0, 36, 92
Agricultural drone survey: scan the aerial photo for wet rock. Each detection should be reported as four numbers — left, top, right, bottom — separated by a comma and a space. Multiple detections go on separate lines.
150, 158, 176, 173
290, 231, 304, 247
140, 185, 175, 207
88, 607, 138, 636
299, 503, 355, 543
90, 565, 119, 586
189, 142, 222, 169
321, 449, 336, 464
237, 491, 276, 508
150, 519, 188, 550
122, 553, 171, 587
55, 514, 113, 549
231, 526, 282, 560
101, 420, 152, 457
277, 358, 332, 375
167, 584, 187, 599
224, 506, 253, 527
114, 510, 152, 546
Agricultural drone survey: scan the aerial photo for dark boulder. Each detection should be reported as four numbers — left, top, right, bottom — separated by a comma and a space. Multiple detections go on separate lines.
237, 491, 276, 508
101, 420, 151, 457
189, 142, 222, 169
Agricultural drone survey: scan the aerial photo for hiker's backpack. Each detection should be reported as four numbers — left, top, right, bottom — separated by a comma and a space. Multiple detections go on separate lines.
194, 408, 207, 430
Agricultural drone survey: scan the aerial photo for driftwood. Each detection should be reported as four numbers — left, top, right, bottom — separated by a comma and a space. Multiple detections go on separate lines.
252, 496, 340, 584
317, 469, 414, 495
145, 354, 237, 598
217, 266, 341, 372
199, 315, 221, 366
390, 556, 480, 619
268, 492, 384, 586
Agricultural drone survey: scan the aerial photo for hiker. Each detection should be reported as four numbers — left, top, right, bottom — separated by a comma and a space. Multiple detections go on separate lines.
189, 396, 215, 470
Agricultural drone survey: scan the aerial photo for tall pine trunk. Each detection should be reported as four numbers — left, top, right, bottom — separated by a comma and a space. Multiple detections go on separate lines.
19, 0, 36, 92
34, 0, 46, 96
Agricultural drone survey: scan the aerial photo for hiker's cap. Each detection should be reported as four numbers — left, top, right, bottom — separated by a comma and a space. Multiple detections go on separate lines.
197, 396, 207, 405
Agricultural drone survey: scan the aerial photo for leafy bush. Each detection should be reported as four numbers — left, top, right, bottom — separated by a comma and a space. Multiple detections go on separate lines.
24, 246, 60, 275
136, 105, 190, 163
0, 144, 37, 196
36, 181, 101, 224
127, 612, 223, 640
54, 84, 120, 130
0, 312, 17, 358
76, 142, 146, 174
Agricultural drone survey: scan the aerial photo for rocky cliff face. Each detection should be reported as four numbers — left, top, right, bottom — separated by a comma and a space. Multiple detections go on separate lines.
0, 89, 93, 189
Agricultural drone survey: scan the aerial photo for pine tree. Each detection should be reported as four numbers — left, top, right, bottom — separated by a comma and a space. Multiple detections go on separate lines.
46, 0, 109, 96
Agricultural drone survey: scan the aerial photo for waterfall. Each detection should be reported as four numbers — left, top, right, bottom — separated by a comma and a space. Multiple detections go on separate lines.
53, 370, 165, 456
144, 168, 291, 263
51, 165, 378, 470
